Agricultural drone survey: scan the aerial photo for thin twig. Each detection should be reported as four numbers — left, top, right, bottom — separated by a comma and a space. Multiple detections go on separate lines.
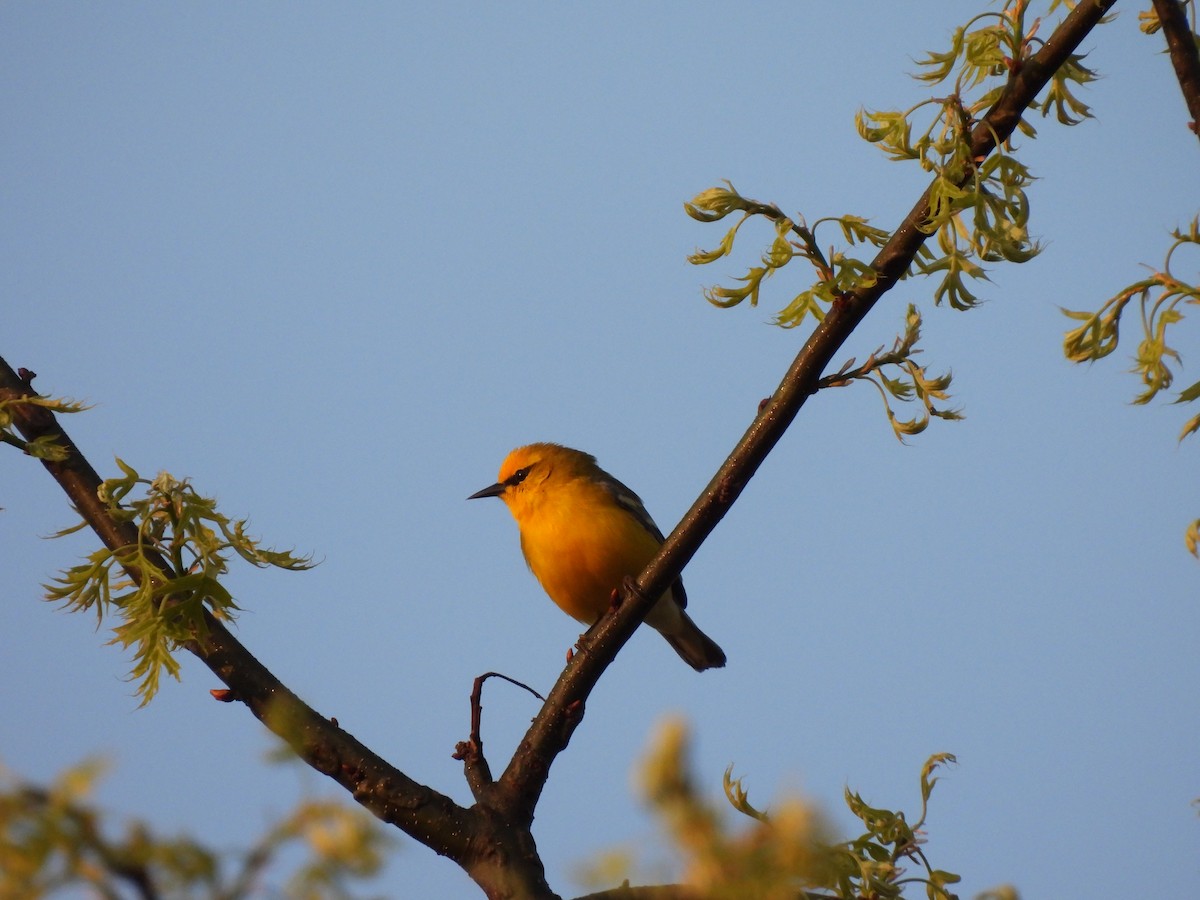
455, 672, 545, 800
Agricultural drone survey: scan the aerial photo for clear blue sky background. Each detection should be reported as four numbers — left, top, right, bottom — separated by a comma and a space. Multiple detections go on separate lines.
3, 3, 1197, 897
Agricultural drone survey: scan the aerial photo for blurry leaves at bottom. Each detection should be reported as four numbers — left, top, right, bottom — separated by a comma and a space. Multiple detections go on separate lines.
578, 718, 985, 900
0, 757, 394, 900
819, 304, 963, 443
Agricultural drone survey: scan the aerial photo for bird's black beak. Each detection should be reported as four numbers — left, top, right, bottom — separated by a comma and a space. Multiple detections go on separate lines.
467, 482, 506, 500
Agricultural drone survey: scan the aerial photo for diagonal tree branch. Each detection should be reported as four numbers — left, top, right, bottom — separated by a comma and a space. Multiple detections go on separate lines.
0, 359, 478, 871
1151, 0, 1200, 139
2, 357, 560, 896
493, 0, 1118, 827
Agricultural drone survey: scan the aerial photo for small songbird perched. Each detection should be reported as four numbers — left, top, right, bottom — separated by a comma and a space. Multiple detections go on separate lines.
468, 443, 726, 671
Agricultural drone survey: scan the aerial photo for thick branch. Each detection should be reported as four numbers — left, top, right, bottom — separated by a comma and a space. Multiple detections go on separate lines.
0, 358, 476, 866
493, 0, 1118, 824
1151, 0, 1200, 137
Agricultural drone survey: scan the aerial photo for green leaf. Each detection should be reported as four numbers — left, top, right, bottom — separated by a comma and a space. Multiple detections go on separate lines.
856, 108, 918, 160
1178, 412, 1200, 443
23, 434, 70, 462
913, 29, 963, 84
687, 224, 738, 265
684, 180, 749, 222
836, 215, 891, 248
722, 765, 769, 822
47, 462, 316, 704
773, 287, 830, 329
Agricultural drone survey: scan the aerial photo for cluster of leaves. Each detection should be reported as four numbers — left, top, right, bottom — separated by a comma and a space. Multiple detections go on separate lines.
861, 0, 1097, 304
855, 0, 1062, 310
832, 753, 964, 900
1063, 218, 1200, 554
580, 719, 1000, 900
687, 185, 959, 442
685, 183, 889, 327
688, 2, 1097, 327
0, 393, 88, 461
685, 2, 1098, 441
45, 460, 314, 704
1057, 3, 1200, 559
0, 757, 393, 900
818, 304, 963, 442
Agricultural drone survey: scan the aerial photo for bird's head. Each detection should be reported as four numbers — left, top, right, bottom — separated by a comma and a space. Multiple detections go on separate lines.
468, 443, 592, 518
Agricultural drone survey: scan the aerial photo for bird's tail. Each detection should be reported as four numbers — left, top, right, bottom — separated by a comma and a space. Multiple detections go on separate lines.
660, 609, 726, 672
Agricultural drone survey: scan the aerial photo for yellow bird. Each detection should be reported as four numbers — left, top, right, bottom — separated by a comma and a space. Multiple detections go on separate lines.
469, 443, 726, 671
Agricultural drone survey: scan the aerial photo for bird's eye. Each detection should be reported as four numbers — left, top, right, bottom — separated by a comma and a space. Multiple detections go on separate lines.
508, 466, 532, 486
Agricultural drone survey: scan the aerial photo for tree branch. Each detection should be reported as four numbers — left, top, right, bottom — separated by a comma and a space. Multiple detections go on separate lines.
1151, 0, 1200, 138
490, 0, 1118, 836
0, 358, 476, 868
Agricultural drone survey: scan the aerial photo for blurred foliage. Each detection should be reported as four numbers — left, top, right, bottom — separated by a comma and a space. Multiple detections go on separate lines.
44, 460, 314, 704
579, 718, 1014, 900
0, 757, 393, 900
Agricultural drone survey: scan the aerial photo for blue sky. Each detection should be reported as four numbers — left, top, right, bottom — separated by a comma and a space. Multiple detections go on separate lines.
2, 3, 1197, 897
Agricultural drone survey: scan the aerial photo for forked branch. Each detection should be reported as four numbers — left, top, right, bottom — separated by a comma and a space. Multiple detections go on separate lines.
1, 2, 1118, 897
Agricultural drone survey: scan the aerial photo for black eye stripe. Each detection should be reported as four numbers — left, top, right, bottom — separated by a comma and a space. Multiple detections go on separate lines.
507, 466, 532, 486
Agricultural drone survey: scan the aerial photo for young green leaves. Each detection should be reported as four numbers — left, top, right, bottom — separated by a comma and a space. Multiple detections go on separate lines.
688, 182, 960, 441
838, 753, 962, 900
1063, 218, 1200, 555
45, 460, 314, 704
686, 181, 886, 330
856, 0, 1096, 308
1063, 219, 1200, 415
689, 3, 1098, 332
0, 393, 89, 461
820, 305, 964, 442
686, 3, 1104, 445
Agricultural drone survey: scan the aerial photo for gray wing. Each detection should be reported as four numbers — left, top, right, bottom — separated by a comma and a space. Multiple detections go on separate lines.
594, 470, 688, 609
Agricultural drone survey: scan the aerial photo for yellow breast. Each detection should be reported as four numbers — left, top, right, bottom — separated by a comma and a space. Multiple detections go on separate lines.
517, 481, 663, 625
